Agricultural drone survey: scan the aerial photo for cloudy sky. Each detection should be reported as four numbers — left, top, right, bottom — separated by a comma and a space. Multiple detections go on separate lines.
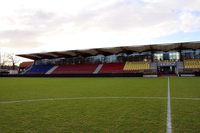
0, 0, 200, 58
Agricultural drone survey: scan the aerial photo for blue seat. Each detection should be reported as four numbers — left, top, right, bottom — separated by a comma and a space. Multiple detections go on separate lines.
25, 65, 54, 74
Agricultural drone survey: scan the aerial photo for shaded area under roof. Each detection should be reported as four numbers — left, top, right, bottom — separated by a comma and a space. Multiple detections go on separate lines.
17, 41, 200, 60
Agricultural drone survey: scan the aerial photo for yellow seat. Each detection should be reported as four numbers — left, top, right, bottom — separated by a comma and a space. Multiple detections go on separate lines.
123, 61, 150, 71
184, 59, 200, 68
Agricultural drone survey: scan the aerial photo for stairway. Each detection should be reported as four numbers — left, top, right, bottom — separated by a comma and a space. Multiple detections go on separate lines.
93, 64, 103, 74
22, 65, 33, 74
176, 61, 184, 73
46, 66, 58, 74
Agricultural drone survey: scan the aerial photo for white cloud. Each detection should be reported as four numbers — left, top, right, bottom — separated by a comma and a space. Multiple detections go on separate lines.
179, 12, 200, 32
0, 0, 200, 57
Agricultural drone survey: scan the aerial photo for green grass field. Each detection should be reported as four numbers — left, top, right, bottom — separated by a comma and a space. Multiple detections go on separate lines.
0, 77, 199, 133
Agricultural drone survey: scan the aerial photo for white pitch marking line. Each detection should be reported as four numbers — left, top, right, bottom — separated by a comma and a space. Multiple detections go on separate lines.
171, 97, 200, 101
0, 96, 167, 104
0, 96, 199, 104
167, 77, 172, 133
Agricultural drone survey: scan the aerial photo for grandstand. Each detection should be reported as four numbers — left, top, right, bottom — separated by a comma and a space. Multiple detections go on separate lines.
17, 41, 200, 77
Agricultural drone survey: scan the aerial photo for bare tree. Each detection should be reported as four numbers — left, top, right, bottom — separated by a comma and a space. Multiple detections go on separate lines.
7, 53, 20, 70
0, 53, 20, 70
0, 53, 9, 69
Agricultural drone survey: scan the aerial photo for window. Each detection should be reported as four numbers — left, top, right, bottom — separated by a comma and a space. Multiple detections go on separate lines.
169, 52, 179, 60
154, 53, 163, 61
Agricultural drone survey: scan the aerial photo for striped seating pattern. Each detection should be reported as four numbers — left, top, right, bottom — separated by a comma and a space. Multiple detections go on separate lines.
24, 62, 151, 74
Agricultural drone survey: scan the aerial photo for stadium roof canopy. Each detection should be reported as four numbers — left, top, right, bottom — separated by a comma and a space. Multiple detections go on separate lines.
17, 41, 200, 60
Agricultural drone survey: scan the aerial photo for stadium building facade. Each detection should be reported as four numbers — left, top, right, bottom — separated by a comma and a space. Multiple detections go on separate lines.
18, 41, 200, 77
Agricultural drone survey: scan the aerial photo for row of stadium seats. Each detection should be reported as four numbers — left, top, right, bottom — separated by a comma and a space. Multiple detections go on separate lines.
99, 63, 125, 73
184, 59, 200, 69
123, 62, 150, 71
24, 61, 150, 75
25, 65, 54, 74
52, 64, 99, 74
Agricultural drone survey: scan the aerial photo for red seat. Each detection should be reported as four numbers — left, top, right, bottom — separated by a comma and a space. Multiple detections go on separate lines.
52, 64, 98, 74
99, 63, 125, 73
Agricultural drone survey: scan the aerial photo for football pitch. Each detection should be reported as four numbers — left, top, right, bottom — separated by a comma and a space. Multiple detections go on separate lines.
0, 77, 199, 133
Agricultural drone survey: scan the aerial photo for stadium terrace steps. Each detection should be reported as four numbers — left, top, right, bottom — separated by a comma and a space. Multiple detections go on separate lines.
22, 65, 33, 74
123, 62, 150, 71
93, 64, 103, 74
46, 66, 59, 74
24, 62, 152, 75
99, 63, 125, 73
98, 62, 151, 74
177, 62, 184, 73
184, 59, 200, 69
25, 65, 54, 74
150, 62, 157, 70
177, 62, 184, 69
52, 64, 99, 74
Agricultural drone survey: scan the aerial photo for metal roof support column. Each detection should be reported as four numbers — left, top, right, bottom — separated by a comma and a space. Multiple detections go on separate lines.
151, 51, 154, 62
